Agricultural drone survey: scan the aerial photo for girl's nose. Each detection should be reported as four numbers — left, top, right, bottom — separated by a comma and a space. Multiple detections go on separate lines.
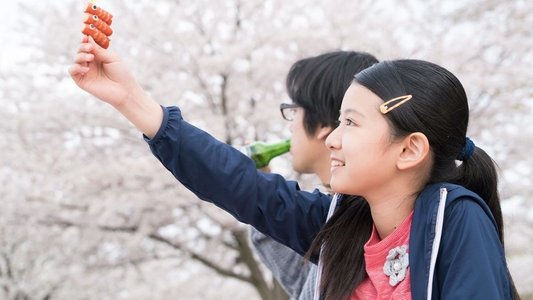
325, 126, 340, 149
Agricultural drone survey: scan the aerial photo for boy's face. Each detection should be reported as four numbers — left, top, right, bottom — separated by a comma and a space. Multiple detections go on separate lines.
289, 107, 332, 177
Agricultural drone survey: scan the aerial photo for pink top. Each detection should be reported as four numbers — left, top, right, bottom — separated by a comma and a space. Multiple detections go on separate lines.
351, 211, 414, 300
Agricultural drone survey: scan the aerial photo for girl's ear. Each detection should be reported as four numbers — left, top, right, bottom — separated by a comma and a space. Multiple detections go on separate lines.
397, 132, 430, 170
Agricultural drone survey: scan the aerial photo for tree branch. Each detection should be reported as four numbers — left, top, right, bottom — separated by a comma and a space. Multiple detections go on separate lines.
148, 232, 252, 283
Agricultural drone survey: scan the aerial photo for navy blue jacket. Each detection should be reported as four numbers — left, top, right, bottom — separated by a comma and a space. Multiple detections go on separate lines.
146, 106, 514, 299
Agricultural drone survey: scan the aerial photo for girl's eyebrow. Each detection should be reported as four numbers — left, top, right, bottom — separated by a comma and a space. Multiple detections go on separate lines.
340, 108, 365, 118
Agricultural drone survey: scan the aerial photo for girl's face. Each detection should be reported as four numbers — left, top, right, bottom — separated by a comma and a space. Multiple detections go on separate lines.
326, 84, 402, 197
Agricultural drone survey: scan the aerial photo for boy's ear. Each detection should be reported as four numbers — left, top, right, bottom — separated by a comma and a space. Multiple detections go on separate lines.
397, 132, 430, 170
316, 125, 334, 140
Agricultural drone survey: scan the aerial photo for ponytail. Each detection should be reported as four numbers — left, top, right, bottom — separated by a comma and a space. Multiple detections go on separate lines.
453, 145, 503, 242
453, 145, 521, 299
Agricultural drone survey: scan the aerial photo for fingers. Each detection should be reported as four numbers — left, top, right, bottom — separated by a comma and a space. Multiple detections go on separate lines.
85, 35, 118, 64
74, 39, 94, 67
76, 35, 102, 56
71, 39, 94, 77
70, 52, 93, 76
77, 42, 93, 54
71, 33, 118, 78
74, 52, 94, 64
87, 35, 106, 52
68, 64, 90, 77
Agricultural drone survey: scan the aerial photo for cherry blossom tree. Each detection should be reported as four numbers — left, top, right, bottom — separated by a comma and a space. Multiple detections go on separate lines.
1, 0, 531, 299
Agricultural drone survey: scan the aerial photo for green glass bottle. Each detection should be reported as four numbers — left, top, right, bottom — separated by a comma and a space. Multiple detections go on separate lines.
240, 139, 291, 168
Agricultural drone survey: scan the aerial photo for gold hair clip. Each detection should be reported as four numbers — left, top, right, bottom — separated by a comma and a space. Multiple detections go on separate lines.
380, 95, 413, 114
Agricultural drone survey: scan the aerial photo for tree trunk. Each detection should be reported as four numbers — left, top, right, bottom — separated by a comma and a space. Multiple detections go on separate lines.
233, 228, 290, 300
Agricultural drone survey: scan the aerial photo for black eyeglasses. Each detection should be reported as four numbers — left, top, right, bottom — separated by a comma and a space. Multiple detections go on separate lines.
279, 103, 300, 121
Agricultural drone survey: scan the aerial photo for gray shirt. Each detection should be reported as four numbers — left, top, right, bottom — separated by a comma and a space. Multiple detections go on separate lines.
250, 227, 316, 300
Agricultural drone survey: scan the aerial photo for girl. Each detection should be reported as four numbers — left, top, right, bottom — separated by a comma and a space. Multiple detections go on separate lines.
70, 36, 519, 299
250, 50, 379, 300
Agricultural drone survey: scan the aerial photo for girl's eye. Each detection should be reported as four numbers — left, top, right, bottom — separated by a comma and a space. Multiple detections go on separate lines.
345, 118, 356, 126
336, 117, 357, 127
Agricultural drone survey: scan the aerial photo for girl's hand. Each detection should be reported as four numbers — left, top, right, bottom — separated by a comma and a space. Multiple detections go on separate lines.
69, 35, 163, 138
69, 35, 140, 108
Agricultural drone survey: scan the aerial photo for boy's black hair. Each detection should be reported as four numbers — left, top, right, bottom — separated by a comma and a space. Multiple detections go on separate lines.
286, 51, 379, 135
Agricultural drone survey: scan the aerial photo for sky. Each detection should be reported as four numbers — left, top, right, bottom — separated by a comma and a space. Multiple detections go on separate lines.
1, 2, 20, 69
0, 0, 47, 70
